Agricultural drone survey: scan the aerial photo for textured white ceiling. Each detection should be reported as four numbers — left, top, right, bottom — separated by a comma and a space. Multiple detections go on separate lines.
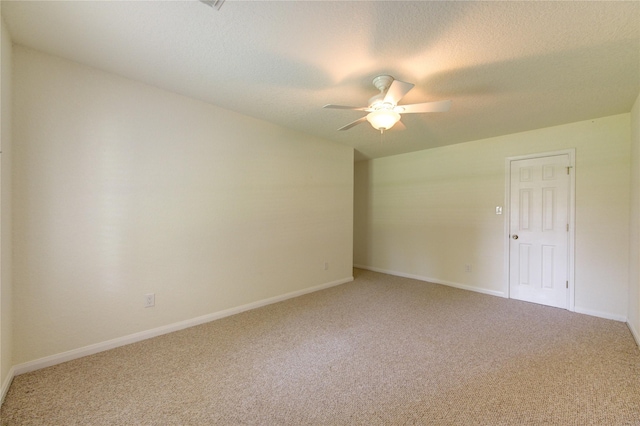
2, 0, 639, 161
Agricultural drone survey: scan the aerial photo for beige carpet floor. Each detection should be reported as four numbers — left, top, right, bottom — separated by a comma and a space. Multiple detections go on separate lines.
2, 269, 640, 425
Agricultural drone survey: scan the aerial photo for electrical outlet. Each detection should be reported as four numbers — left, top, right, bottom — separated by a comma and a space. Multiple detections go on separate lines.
144, 293, 155, 308
465, 264, 472, 273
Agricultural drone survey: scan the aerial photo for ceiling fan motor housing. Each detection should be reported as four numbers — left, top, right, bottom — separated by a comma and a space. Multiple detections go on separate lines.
372, 75, 394, 93
369, 75, 395, 108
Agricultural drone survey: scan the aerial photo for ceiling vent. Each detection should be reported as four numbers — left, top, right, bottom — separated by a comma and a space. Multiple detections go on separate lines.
199, 0, 225, 11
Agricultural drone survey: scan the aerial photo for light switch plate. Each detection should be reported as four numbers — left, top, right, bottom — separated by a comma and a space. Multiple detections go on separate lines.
496, 206, 503, 215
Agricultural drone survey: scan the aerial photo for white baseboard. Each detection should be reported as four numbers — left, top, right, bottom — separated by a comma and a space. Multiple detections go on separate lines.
626, 321, 640, 347
1, 366, 15, 405
353, 264, 506, 298
12, 276, 353, 377
573, 306, 627, 322
354, 266, 634, 325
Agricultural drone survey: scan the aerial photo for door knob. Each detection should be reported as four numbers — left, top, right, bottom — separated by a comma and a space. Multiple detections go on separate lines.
512, 235, 519, 239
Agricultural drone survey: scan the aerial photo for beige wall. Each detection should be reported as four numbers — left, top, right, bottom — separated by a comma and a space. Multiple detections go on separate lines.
629, 92, 640, 344
0, 14, 14, 393
12, 46, 353, 365
355, 114, 631, 320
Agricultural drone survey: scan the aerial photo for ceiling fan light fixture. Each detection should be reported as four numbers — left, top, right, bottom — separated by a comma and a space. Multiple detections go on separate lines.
324, 75, 450, 132
366, 109, 401, 131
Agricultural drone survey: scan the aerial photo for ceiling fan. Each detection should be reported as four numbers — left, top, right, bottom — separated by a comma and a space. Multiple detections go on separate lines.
324, 75, 451, 133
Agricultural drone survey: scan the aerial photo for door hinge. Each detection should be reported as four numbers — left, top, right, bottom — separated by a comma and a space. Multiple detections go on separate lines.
567, 166, 572, 175
567, 224, 569, 232
566, 281, 568, 289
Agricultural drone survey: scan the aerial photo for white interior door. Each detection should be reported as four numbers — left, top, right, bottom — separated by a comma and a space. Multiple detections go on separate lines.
509, 154, 570, 309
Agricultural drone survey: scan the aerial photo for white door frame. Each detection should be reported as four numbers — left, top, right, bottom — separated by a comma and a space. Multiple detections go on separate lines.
503, 149, 576, 311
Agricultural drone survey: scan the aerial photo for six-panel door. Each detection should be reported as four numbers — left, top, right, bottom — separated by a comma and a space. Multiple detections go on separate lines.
509, 155, 570, 309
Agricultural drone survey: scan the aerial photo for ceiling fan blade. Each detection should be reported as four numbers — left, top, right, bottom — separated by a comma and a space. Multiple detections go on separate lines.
337, 116, 367, 131
399, 100, 452, 113
383, 80, 414, 105
323, 104, 369, 111
392, 120, 406, 131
